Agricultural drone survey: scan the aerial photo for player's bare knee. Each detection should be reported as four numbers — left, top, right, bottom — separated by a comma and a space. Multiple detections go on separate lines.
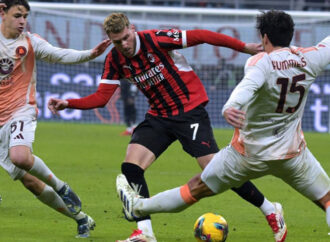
10, 153, 31, 169
9, 146, 34, 169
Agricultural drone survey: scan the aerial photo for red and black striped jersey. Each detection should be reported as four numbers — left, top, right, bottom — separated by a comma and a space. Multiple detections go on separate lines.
102, 29, 208, 117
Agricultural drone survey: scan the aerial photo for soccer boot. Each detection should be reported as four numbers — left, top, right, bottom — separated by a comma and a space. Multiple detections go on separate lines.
116, 229, 157, 242
57, 183, 82, 215
76, 213, 96, 238
266, 202, 287, 242
116, 174, 141, 221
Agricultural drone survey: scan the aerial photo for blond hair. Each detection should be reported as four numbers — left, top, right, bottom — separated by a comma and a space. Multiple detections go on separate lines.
104, 12, 130, 35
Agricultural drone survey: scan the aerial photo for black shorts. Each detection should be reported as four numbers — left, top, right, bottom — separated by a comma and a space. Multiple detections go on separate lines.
130, 105, 219, 158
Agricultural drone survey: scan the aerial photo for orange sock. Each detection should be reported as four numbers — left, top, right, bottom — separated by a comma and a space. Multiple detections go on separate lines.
180, 184, 198, 205
325, 201, 330, 209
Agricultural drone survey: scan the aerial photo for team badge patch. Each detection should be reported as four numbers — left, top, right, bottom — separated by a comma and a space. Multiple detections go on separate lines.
16, 46, 27, 57
147, 53, 155, 63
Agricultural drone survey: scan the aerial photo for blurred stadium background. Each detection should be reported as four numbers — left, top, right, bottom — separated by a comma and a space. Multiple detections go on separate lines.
29, 0, 330, 132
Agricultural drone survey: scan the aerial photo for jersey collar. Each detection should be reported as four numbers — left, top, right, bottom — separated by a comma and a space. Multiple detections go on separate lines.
133, 32, 140, 56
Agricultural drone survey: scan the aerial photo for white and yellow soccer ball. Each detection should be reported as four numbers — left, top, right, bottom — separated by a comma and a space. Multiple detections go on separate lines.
193, 213, 228, 242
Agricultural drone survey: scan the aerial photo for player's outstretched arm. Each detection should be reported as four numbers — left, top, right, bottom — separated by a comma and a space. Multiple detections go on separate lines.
90, 39, 112, 59
186, 29, 262, 54
48, 98, 68, 115
242, 43, 263, 55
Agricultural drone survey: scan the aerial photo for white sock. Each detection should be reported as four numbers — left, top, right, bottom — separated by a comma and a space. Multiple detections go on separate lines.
136, 187, 189, 216
74, 211, 87, 221
37, 185, 86, 221
29, 155, 65, 191
259, 198, 275, 216
37, 184, 73, 218
326, 206, 330, 228
137, 219, 154, 237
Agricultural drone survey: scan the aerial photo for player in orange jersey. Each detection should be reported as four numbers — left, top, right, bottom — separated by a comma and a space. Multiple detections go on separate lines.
0, 0, 110, 238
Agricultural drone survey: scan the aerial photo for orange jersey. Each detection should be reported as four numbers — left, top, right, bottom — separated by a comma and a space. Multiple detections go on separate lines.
0, 31, 92, 125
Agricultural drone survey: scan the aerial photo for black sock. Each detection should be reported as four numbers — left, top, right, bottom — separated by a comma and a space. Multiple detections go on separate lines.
121, 162, 151, 221
231, 181, 264, 207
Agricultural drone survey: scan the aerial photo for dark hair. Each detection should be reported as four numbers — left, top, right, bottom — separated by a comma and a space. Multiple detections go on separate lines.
1, 0, 30, 12
256, 10, 294, 47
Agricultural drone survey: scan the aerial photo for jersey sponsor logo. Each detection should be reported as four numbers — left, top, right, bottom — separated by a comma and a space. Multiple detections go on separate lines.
0, 58, 14, 75
129, 63, 165, 89
16, 46, 27, 58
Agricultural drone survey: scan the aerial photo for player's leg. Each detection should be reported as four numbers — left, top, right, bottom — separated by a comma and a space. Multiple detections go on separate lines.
118, 145, 287, 241
198, 154, 274, 215
277, 147, 330, 231
197, 144, 287, 242
8, 117, 82, 215
20, 172, 95, 238
117, 145, 238, 216
0, 150, 94, 238
117, 173, 213, 219
3, 117, 94, 237
121, 144, 156, 240
10, 146, 82, 216
318, 192, 330, 229
118, 116, 176, 242
174, 106, 278, 220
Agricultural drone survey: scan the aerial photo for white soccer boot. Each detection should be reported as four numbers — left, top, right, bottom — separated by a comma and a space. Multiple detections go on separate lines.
76, 213, 96, 238
116, 229, 157, 242
266, 202, 287, 242
116, 174, 141, 221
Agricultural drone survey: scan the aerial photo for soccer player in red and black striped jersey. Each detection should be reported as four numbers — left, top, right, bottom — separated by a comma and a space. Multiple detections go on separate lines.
49, 13, 280, 242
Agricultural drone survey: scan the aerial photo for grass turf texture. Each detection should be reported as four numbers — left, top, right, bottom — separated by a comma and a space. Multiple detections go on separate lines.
0, 122, 329, 242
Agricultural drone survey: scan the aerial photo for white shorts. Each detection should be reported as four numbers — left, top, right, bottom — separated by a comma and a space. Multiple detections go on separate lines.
201, 145, 330, 201
0, 114, 36, 180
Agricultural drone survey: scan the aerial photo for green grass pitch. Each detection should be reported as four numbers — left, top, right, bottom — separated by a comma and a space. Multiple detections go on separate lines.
0, 122, 329, 241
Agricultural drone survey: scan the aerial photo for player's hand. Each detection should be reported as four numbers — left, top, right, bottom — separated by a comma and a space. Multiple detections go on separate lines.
90, 39, 112, 59
48, 98, 69, 115
223, 107, 245, 129
0, 3, 7, 12
243, 43, 263, 55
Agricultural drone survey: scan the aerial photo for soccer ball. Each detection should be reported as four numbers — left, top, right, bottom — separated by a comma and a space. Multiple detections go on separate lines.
193, 213, 228, 242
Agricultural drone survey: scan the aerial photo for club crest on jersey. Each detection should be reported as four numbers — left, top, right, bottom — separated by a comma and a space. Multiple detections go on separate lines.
0, 58, 14, 75
16, 46, 27, 58
147, 53, 155, 63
